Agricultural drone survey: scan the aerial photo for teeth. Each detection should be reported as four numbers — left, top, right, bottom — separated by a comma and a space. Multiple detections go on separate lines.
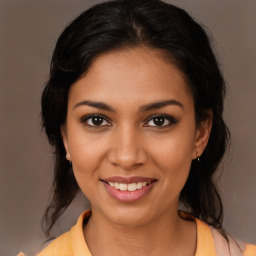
119, 183, 128, 191
107, 181, 151, 191
128, 183, 137, 191
114, 182, 120, 189
136, 182, 142, 189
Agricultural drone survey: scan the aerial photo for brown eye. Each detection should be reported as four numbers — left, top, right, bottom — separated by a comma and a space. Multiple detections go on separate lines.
83, 114, 111, 127
145, 114, 178, 127
152, 117, 165, 126
90, 116, 104, 126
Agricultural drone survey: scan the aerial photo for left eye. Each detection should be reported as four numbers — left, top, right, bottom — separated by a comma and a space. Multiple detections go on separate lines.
145, 115, 176, 127
83, 115, 111, 127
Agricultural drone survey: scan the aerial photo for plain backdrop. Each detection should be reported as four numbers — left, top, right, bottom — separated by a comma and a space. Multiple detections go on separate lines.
0, 0, 255, 255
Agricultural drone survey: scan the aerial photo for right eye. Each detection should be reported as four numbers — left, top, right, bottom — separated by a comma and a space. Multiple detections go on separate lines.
82, 114, 111, 127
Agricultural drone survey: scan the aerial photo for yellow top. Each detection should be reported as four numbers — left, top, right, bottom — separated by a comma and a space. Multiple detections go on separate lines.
18, 210, 256, 256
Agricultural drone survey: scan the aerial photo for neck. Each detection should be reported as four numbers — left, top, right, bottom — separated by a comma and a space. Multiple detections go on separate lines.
84, 208, 196, 256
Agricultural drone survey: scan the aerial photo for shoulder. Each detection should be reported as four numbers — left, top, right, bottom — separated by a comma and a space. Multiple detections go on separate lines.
243, 244, 256, 256
36, 230, 73, 256
180, 211, 256, 256
36, 210, 91, 256
211, 227, 256, 256
17, 230, 74, 256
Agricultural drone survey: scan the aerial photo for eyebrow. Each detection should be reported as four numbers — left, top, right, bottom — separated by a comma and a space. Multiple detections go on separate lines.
73, 99, 183, 112
74, 100, 116, 112
139, 99, 184, 112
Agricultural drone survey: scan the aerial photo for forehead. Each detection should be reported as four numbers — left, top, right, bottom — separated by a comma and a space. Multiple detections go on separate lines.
69, 47, 193, 109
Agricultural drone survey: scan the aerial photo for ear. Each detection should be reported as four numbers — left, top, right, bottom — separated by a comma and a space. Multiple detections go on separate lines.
61, 125, 71, 161
193, 112, 212, 159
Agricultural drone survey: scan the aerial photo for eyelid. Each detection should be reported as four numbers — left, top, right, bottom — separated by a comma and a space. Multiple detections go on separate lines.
143, 114, 178, 127
81, 114, 112, 127
80, 113, 177, 128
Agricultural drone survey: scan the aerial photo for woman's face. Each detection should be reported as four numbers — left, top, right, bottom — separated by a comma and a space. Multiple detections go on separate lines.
62, 47, 211, 226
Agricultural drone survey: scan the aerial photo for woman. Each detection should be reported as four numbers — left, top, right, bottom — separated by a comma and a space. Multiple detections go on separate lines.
19, 0, 256, 255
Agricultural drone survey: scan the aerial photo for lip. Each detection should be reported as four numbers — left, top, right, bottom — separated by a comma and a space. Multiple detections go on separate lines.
101, 176, 157, 203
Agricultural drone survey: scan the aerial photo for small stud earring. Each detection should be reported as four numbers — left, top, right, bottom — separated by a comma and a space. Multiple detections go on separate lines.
195, 153, 200, 162
66, 154, 72, 165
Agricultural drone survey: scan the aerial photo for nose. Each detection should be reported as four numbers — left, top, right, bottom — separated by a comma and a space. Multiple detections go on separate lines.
107, 126, 148, 170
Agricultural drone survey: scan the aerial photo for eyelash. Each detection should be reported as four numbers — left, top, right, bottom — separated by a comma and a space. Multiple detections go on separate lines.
144, 114, 178, 128
81, 114, 111, 128
81, 114, 178, 128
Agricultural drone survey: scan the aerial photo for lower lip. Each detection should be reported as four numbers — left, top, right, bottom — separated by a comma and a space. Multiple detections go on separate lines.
103, 182, 156, 202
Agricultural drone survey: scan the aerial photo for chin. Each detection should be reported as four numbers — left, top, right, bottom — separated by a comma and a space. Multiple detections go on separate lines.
103, 204, 153, 227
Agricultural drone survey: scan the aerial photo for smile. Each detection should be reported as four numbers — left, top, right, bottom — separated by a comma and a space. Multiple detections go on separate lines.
101, 177, 157, 202
107, 181, 152, 191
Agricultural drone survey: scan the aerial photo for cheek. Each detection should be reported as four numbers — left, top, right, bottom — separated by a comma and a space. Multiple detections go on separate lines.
68, 133, 107, 190
70, 143, 104, 203
150, 131, 195, 168
68, 125, 106, 165
156, 145, 192, 182
154, 143, 193, 202
148, 128, 195, 187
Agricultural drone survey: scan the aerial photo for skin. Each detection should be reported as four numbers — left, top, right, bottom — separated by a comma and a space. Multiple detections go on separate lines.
61, 47, 212, 256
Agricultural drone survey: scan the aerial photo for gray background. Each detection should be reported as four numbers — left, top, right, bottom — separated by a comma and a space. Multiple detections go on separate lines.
0, 0, 255, 255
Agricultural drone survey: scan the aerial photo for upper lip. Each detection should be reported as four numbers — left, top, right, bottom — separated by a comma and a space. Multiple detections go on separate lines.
101, 176, 157, 184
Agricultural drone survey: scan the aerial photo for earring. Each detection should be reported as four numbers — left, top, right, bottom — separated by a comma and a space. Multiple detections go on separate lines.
66, 154, 72, 165
196, 153, 200, 162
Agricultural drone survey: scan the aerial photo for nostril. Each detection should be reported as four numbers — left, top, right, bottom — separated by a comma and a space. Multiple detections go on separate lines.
107, 148, 147, 170
106, 133, 148, 169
